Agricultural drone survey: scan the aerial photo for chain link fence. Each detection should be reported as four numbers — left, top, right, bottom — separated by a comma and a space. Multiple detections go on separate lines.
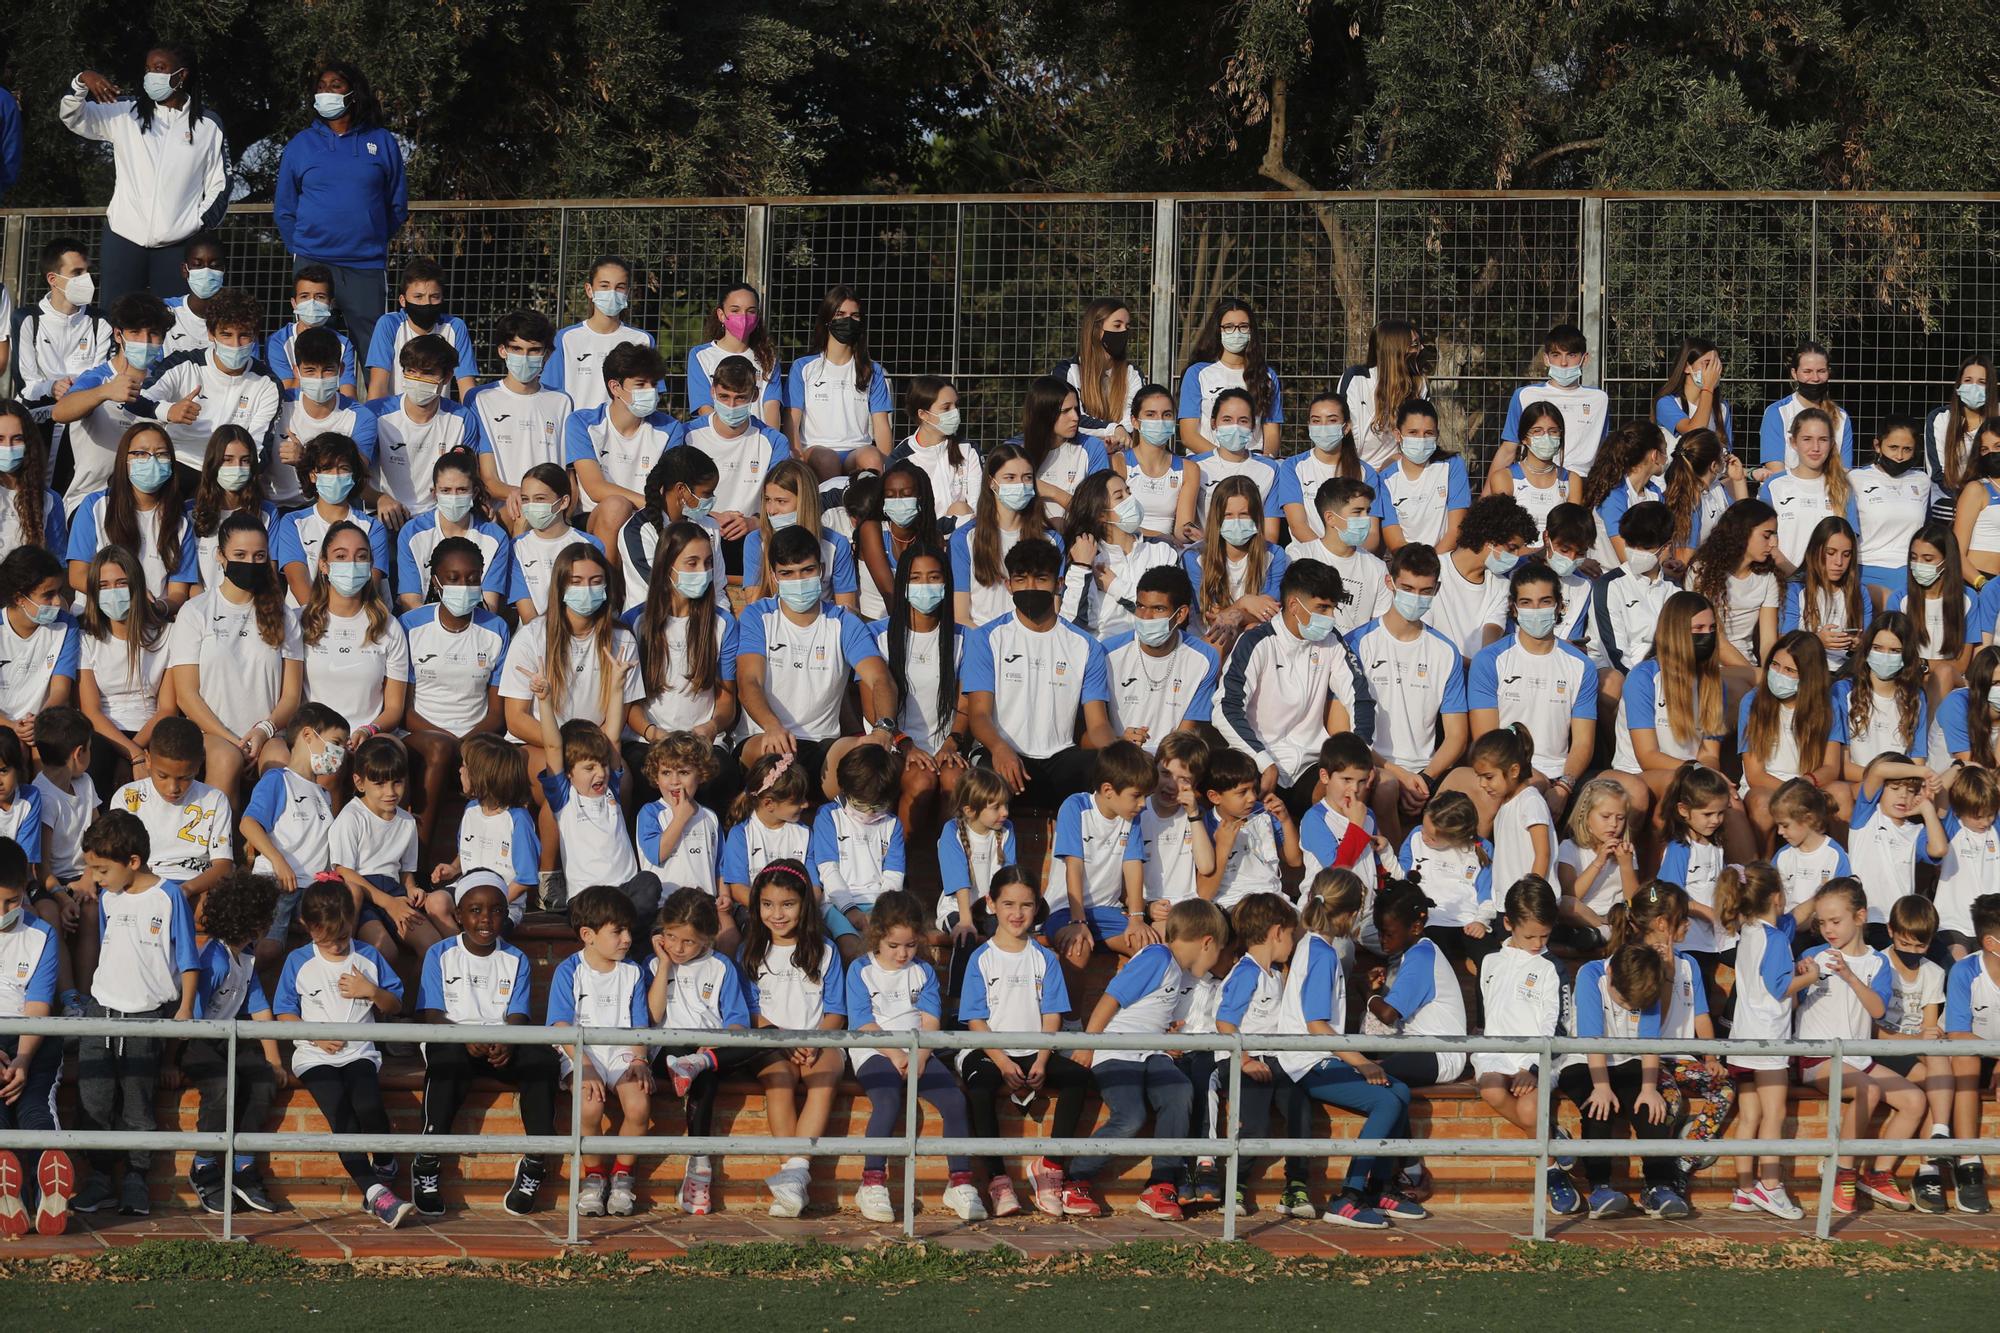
6, 195, 1997, 470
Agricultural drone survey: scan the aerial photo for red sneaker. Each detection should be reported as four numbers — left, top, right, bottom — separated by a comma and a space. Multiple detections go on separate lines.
1832, 1168, 1857, 1216
1135, 1181, 1183, 1221
0, 1151, 26, 1238
1060, 1181, 1103, 1218
1858, 1170, 1910, 1211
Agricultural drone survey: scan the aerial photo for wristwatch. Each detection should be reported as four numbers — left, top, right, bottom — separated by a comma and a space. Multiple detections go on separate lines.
872, 716, 896, 735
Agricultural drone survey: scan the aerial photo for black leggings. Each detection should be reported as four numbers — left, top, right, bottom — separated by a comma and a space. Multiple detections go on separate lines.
1229, 1061, 1305, 1182
301, 1062, 394, 1188
960, 1050, 1090, 1177
660, 1045, 762, 1143
421, 1042, 560, 1166
1555, 1061, 1677, 1189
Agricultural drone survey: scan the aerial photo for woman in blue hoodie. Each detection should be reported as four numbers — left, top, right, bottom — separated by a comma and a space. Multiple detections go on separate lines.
274, 61, 408, 357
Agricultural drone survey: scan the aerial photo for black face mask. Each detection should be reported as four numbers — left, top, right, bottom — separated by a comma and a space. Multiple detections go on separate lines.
1011, 589, 1056, 622
405, 303, 444, 332
827, 316, 861, 346
224, 560, 272, 594
1875, 455, 1917, 477
1796, 382, 1830, 403
1892, 948, 1926, 968
1691, 632, 1717, 663
1980, 453, 2000, 479
1100, 329, 1130, 360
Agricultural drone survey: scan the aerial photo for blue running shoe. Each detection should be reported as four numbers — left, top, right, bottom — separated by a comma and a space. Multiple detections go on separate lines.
1586, 1186, 1632, 1219
1546, 1167, 1583, 1216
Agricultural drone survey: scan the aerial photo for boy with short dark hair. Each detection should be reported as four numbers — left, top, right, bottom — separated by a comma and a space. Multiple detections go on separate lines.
1102, 565, 1219, 754
29, 706, 99, 1014
1202, 748, 1302, 910
1284, 476, 1390, 633
0, 837, 74, 1237
1593, 499, 1681, 681
273, 323, 379, 507
364, 257, 477, 401
1881, 893, 1955, 1212
137, 286, 282, 472
47, 290, 170, 512
679, 352, 790, 578
15, 237, 111, 424
472, 309, 574, 531
562, 338, 680, 551
265, 264, 355, 394
1299, 732, 1392, 943
1491, 321, 1609, 482
547, 883, 654, 1217
108, 715, 233, 914
1137, 731, 1215, 923
1046, 741, 1155, 970
1937, 765, 2000, 960
363, 331, 482, 523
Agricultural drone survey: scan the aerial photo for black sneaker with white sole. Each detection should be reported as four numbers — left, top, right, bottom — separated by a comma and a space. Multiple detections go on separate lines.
504, 1158, 545, 1216
232, 1173, 279, 1214
1912, 1169, 1948, 1214
411, 1155, 445, 1217
1955, 1161, 1991, 1214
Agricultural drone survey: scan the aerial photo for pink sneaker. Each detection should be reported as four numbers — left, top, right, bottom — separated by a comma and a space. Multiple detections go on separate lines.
988, 1174, 1023, 1218
0, 1151, 26, 1238
1028, 1157, 1066, 1217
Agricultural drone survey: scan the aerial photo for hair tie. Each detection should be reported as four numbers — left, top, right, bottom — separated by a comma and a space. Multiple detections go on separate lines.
850, 468, 882, 484
756, 753, 795, 795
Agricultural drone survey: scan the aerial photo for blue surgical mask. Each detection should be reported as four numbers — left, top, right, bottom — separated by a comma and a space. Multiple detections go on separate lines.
505, 352, 545, 383
1296, 605, 1337, 643
1959, 383, 1988, 410
1220, 517, 1259, 547
927, 407, 961, 436
522, 501, 560, 531
1548, 363, 1583, 388
327, 561, 372, 596
1338, 515, 1371, 547
767, 510, 800, 530
1546, 551, 1578, 578
1910, 560, 1942, 587
1867, 650, 1905, 679
186, 267, 224, 299
1220, 329, 1252, 354
1138, 419, 1175, 447
1113, 495, 1145, 535
216, 464, 252, 491
625, 386, 658, 417
1989, 686, 2000, 713
1309, 423, 1346, 453
0, 445, 24, 474
435, 493, 475, 523
907, 582, 947, 615
314, 91, 349, 119
122, 339, 158, 372
27, 601, 61, 627
316, 472, 356, 504
778, 577, 822, 611
1214, 424, 1254, 453
998, 482, 1037, 512
1516, 606, 1558, 638
1393, 589, 1433, 622
128, 457, 173, 493
688, 494, 716, 518
883, 497, 921, 527
295, 298, 332, 327
1401, 435, 1437, 465
1485, 549, 1521, 577
299, 375, 339, 404
673, 569, 712, 600
438, 584, 482, 616
143, 71, 178, 102
1766, 667, 1800, 701
0, 906, 18, 932
212, 341, 253, 371
1134, 615, 1177, 648
96, 586, 132, 621
563, 584, 608, 617
1526, 432, 1563, 462
592, 289, 629, 317
715, 401, 753, 429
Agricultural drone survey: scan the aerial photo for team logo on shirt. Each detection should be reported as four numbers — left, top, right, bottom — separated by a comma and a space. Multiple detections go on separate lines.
148, 915, 164, 937
123, 789, 144, 813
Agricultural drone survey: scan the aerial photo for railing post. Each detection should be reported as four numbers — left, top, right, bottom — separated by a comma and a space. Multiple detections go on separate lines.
1579, 197, 1607, 388
1808, 199, 1820, 343
903, 1033, 920, 1238
743, 205, 769, 297
565, 1033, 585, 1246
221, 1021, 239, 1242
555, 207, 569, 299
1814, 1044, 1845, 1239
0, 212, 22, 397
1221, 1037, 1243, 1243
1531, 1038, 1552, 1242
1149, 197, 1177, 391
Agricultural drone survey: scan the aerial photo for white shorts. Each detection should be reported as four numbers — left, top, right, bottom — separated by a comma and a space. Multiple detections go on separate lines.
561, 1045, 640, 1087
1471, 1052, 1536, 1080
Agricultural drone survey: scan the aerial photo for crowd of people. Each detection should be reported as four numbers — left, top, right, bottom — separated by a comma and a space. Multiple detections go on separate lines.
0, 46, 1998, 1246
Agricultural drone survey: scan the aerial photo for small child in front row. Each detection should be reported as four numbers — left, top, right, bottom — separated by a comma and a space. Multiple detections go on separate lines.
1071, 897, 1228, 1223
1558, 942, 1683, 1220
1471, 723, 1553, 896
1770, 778, 1849, 926
1136, 732, 1214, 924
1934, 764, 1999, 961
722, 751, 861, 959
1878, 894, 1957, 1212
536, 691, 659, 920
740, 859, 848, 1218
330, 734, 439, 965
812, 744, 908, 929
414, 874, 557, 1218
1656, 762, 1735, 1015
1718, 861, 1818, 1221
1796, 877, 1927, 1213
637, 733, 728, 950
1047, 740, 1156, 975
546, 885, 654, 1218
845, 889, 984, 1223
172, 870, 289, 1216
1214, 891, 1305, 1216
0, 838, 74, 1237
958, 867, 1089, 1220
935, 764, 1016, 945
1472, 876, 1571, 1215
1400, 790, 1498, 974
647, 886, 753, 1216
426, 732, 539, 938
108, 716, 235, 914
1202, 747, 1302, 911
274, 879, 413, 1229
1847, 753, 1947, 948
73, 810, 199, 1218
1943, 892, 2000, 1214
1362, 882, 1462, 1209
28, 707, 99, 1013
240, 703, 348, 970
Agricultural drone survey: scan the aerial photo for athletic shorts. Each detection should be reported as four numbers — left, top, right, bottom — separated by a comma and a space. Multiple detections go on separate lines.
1044, 905, 1131, 944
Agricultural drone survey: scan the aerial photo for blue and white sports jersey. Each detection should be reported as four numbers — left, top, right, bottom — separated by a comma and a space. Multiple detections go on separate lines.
1759, 393, 1855, 471
719, 816, 811, 891
456, 803, 541, 894
1094, 942, 1201, 1066
1206, 806, 1285, 909
1657, 835, 1729, 952
961, 612, 1111, 762
1944, 955, 2000, 1040
1177, 360, 1284, 448
1346, 617, 1464, 772
273, 504, 392, 590
1051, 790, 1145, 912
503, 526, 605, 615
394, 511, 511, 602
1730, 917, 1800, 1047
1594, 477, 1665, 553
0, 914, 61, 1016
1561, 955, 1663, 1070
736, 598, 880, 743
845, 955, 941, 1069
363, 310, 478, 394
241, 766, 333, 881
787, 353, 891, 450
1466, 633, 1597, 780
560, 401, 682, 495
1937, 687, 2000, 762
1884, 586, 1977, 664
0, 788, 44, 868
739, 528, 860, 602
1773, 835, 1851, 911
958, 938, 1069, 1057
546, 951, 649, 1080
1833, 677, 1928, 771
1117, 449, 1193, 536
683, 415, 790, 519
1658, 950, 1710, 1055
745, 940, 845, 1031
548, 321, 655, 414
1502, 382, 1611, 474
1796, 944, 1894, 1065
1100, 629, 1218, 753
1216, 614, 1375, 785
94, 878, 198, 1013
1380, 454, 1471, 548
417, 936, 532, 1025
273, 939, 402, 1073
1274, 932, 1347, 1080
362, 393, 482, 515
264, 322, 355, 394
654, 949, 751, 1032
808, 801, 906, 911
1188, 448, 1279, 519
1654, 392, 1733, 453
1758, 467, 1860, 571
636, 800, 721, 898
1398, 827, 1493, 928
0, 479, 66, 555
1937, 813, 2000, 937
399, 604, 508, 738
66, 490, 199, 599
947, 521, 1062, 628
1611, 657, 1726, 774
685, 339, 781, 415
935, 818, 1016, 914
1737, 690, 1850, 788
1379, 936, 1467, 1081
1217, 952, 1287, 1058
1848, 781, 1940, 923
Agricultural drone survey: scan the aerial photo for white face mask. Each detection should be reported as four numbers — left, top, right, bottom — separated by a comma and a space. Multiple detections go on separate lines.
1625, 547, 1662, 576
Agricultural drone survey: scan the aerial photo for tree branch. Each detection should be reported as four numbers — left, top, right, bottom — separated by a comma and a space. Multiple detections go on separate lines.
1516, 136, 1606, 182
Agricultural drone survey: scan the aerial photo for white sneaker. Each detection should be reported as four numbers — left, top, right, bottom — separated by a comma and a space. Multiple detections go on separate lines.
606, 1170, 637, 1217
942, 1182, 988, 1221
577, 1174, 606, 1217
1745, 1180, 1805, 1221
766, 1165, 809, 1218
679, 1164, 713, 1216
854, 1183, 896, 1223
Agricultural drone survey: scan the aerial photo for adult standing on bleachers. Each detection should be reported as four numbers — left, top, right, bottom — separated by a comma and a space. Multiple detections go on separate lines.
275, 61, 408, 360
57, 45, 228, 307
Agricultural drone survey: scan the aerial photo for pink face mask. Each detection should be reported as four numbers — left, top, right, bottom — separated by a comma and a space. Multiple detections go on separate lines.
722, 311, 759, 341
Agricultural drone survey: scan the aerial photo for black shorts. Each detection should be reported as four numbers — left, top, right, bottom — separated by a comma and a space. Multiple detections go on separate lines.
734, 734, 830, 791
1875, 1053, 1923, 1078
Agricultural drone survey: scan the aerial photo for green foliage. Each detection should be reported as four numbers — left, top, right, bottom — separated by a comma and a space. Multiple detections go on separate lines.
95, 1238, 322, 1282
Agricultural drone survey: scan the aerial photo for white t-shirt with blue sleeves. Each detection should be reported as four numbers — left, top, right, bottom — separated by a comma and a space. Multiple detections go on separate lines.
0, 915, 61, 1016
1177, 360, 1284, 447
686, 340, 781, 414
273, 939, 402, 1073
1796, 944, 1894, 1066
273, 505, 393, 590
417, 936, 532, 1025
66, 491, 199, 598
739, 528, 860, 600
935, 818, 1016, 913
546, 321, 655, 415
1095, 942, 1198, 1065
745, 940, 846, 1031
94, 879, 198, 1013
241, 766, 333, 881
1937, 687, 2000, 762
960, 612, 1112, 762
958, 938, 1069, 1058
1848, 780, 1939, 923
1561, 956, 1663, 1070
1944, 955, 2000, 1040
1381, 454, 1471, 548
1502, 382, 1610, 474
1937, 812, 2000, 937
1273, 452, 1398, 536
1379, 935, 1468, 1080
545, 952, 649, 1082
1466, 634, 1598, 779
364, 311, 478, 392
809, 802, 907, 912
1657, 835, 1730, 951
1399, 827, 1494, 928
654, 950, 752, 1032
363, 395, 483, 516
394, 512, 512, 601
265, 322, 355, 393
0, 786, 44, 868
194, 938, 270, 1020
683, 416, 790, 520
787, 354, 890, 451
635, 800, 721, 899
736, 599, 880, 743
539, 770, 639, 888
1207, 806, 1285, 909
457, 803, 541, 896
1275, 932, 1347, 1080
845, 955, 940, 1070
1101, 629, 1218, 754
1051, 790, 1144, 912
560, 402, 683, 495
1612, 657, 1726, 774
399, 604, 509, 738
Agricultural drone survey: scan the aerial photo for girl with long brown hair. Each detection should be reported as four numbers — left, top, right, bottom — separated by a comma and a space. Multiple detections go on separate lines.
690, 281, 781, 427
786, 284, 891, 481
740, 456, 860, 609
69, 421, 196, 611
1657, 426, 1746, 559
0, 401, 63, 558
1888, 523, 1974, 710
1340, 318, 1430, 470
1780, 516, 1865, 673
948, 443, 1057, 628
1056, 296, 1142, 443
1838, 612, 1928, 782
1653, 335, 1734, 453
188, 423, 276, 589
1758, 407, 1856, 575
300, 519, 407, 738
1687, 496, 1779, 700
628, 520, 736, 799
1925, 353, 1992, 525
1018, 374, 1110, 518
1740, 631, 1850, 846
78, 544, 176, 792
1178, 297, 1282, 456
1182, 474, 1284, 649
502, 541, 636, 762
1607, 590, 1727, 829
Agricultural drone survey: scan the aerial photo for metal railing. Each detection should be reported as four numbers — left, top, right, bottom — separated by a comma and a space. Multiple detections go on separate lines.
5, 192, 1997, 472
3, 1016, 1996, 1246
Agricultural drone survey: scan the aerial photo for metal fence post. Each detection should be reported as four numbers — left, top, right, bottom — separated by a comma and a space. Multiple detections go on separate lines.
1579, 197, 1607, 388
0, 212, 23, 398
1808, 199, 1820, 342
1530, 1037, 1552, 1242
903, 1033, 921, 1238
221, 1022, 239, 1242
1221, 1037, 1243, 1243
743, 205, 769, 296
1149, 197, 1177, 390
1814, 1045, 1845, 1239
565, 1033, 585, 1246
555, 207, 569, 293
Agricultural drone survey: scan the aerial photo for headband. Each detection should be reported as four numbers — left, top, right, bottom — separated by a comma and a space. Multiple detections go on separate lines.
755, 752, 795, 795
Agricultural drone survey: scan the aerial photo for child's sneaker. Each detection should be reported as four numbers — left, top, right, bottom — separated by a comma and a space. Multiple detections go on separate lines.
1224, 1185, 1253, 1216
1640, 1185, 1691, 1219
1859, 1171, 1912, 1211
1552, 1127, 1577, 1171
854, 1171, 896, 1223
1394, 1163, 1434, 1203
1675, 1119, 1718, 1173
667, 1050, 716, 1099
1585, 1186, 1632, 1219
1912, 1166, 1948, 1214
987, 1174, 1022, 1218
70, 1173, 113, 1214
0, 1151, 27, 1238
577, 1173, 607, 1217
1060, 1181, 1102, 1217
118, 1172, 150, 1216
1546, 1167, 1582, 1216
232, 1172, 278, 1214
189, 1163, 228, 1216
1321, 1190, 1390, 1229
35, 1152, 74, 1237
411, 1155, 445, 1216
606, 1169, 638, 1216
1134, 1181, 1183, 1221
371, 1155, 398, 1186
679, 1161, 713, 1216
1278, 1180, 1316, 1219
504, 1158, 544, 1217
943, 1172, 988, 1221
1954, 1161, 1991, 1214
1375, 1190, 1428, 1222
1830, 1167, 1857, 1215
1739, 1180, 1804, 1221
765, 1164, 809, 1219
366, 1187, 415, 1229
1028, 1157, 1066, 1217
1187, 1158, 1221, 1205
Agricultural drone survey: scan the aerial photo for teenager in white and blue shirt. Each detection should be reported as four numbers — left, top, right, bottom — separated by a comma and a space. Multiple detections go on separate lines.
0, 845, 64, 1221
1495, 324, 1610, 475
546, 258, 656, 415
42, 291, 161, 514
263, 266, 356, 395
270, 326, 380, 508
1850, 417, 1930, 597
682, 353, 791, 577
562, 341, 683, 550
469, 315, 575, 500
1364, 883, 1466, 1204
362, 264, 477, 401
1758, 342, 1855, 471
1100, 566, 1219, 754
1467, 564, 1599, 788
1188, 390, 1279, 527
1177, 301, 1285, 454
363, 336, 483, 520
786, 290, 891, 474
1284, 476, 1392, 633
1379, 399, 1471, 550
686, 284, 784, 427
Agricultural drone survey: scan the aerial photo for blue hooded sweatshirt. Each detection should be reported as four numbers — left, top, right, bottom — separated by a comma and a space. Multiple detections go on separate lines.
274, 119, 409, 268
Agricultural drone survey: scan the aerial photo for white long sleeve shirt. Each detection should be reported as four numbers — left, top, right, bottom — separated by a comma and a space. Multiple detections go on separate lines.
59, 81, 228, 248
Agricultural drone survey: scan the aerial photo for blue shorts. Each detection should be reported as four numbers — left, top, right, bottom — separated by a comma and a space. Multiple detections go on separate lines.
1044, 905, 1130, 944
822, 902, 860, 939
1860, 564, 1906, 592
